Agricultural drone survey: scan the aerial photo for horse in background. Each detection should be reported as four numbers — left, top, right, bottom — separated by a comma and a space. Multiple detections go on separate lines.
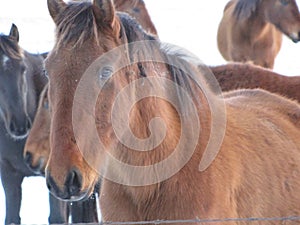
0, 24, 68, 225
210, 63, 300, 102
217, 0, 300, 69
45, 0, 300, 224
24, 84, 50, 174
114, 0, 157, 35
24, 84, 100, 223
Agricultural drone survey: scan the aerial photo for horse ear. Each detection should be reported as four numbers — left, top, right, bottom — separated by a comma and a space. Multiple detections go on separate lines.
47, 0, 67, 24
93, 0, 116, 27
9, 24, 19, 42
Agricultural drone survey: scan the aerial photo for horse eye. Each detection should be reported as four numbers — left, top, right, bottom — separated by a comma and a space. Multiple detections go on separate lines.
99, 66, 114, 79
20, 64, 26, 74
279, 0, 289, 5
43, 69, 49, 78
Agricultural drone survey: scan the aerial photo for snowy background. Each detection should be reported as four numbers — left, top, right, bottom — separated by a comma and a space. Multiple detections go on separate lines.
1, 0, 300, 224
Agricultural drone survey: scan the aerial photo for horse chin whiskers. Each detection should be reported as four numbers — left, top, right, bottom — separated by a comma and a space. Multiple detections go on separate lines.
59, 189, 91, 202
70, 190, 91, 202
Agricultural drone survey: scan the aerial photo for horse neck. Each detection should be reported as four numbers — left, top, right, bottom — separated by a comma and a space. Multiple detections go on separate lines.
24, 52, 47, 117
25, 52, 47, 100
236, 3, 273, 40
110, 64, 183, 165
106, 62, 213, 200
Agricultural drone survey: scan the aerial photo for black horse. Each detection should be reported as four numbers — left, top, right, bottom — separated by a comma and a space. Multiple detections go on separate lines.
0, 24, 68, 225
0, 24, 100, 225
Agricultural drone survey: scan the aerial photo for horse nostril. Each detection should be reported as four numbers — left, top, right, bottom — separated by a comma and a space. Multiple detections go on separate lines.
9, 119, 30, 137
46, 173, 60, 196
9, 121, 17, 133
24, 151, 32, 166
26, 118, 32, 130
66, 169, 82, 197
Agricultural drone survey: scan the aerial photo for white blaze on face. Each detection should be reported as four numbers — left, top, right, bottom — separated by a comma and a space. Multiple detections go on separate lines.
2, 54, 9, 69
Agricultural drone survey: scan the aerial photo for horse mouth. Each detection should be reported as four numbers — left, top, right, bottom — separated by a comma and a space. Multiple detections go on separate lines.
291, 37, 300, 43
288, 32, 300, 43
46, 172, 94, 202
59, 189, 91, 202
4, 117, 32, 140
24, 152, 46, 175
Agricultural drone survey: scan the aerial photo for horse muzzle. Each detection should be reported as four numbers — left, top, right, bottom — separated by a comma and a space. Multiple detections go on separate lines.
7, 116, 32, 139
290, 31, 300, 43
46, 168, 92, 201
24, 151, 46, 175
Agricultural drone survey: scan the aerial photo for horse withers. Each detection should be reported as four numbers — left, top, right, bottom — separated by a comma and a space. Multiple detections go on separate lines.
0, 24, 67, 225
44, 0, 300, 224
217, 0, 300, 69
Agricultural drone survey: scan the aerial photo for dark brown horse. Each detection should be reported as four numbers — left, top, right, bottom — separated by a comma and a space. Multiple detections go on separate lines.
0, 24, 66, 225
45, 0, 300, 224
217, 0, 300, 69
210, 62, 300, 102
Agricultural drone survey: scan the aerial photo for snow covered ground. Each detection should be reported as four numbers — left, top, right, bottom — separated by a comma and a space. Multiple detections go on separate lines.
1, 0, 300, 224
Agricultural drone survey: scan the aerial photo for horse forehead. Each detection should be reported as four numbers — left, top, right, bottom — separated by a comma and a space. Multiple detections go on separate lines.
0, 54, 10, 68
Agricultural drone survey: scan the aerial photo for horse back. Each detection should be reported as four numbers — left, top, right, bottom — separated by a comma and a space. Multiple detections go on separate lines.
210, 63, 300, 103
224, 89, 300, 130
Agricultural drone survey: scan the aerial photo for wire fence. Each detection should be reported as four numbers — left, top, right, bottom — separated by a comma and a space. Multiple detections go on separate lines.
71, 216, 300, 225
87, 195, 300, 224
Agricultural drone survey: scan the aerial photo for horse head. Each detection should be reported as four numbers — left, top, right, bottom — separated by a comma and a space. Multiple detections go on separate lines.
264, 0, 300, 42
0, 24, 36, 139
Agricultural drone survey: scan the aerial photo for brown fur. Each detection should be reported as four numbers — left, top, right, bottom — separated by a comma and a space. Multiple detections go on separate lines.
45, 0, 300, 223
210, 62, 300, 102
24, 83, 100, 223
114, 0, 157, 35
217, 0, 300, 69
24, 83, 50, 173
24, 62, 300, 174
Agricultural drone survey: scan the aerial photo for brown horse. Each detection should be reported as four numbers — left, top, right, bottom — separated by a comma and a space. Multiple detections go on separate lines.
217, 0, 300, 69
45, 0, 300, 223
24, 83, 50, 174
114, 0, 157, 35
210, 62, 300, 102
23, 83, 100, 223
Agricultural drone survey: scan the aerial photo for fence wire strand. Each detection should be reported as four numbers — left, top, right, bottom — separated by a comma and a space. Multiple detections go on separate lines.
65, 216, 300, 225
